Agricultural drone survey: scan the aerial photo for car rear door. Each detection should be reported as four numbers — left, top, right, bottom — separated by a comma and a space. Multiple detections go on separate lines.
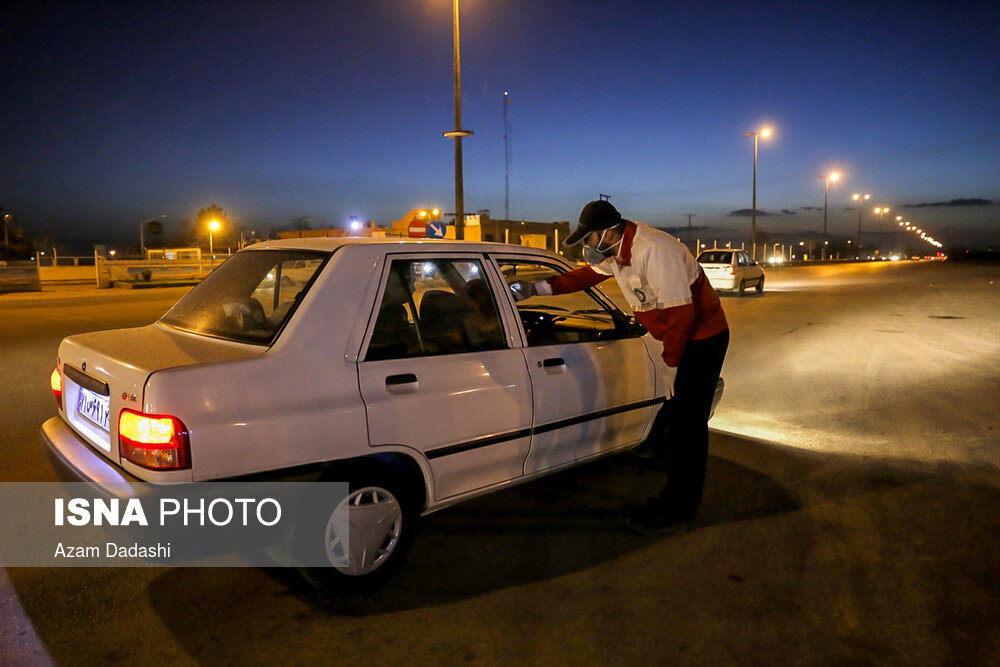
356, 253, 533, 501
492, 256, 657, 476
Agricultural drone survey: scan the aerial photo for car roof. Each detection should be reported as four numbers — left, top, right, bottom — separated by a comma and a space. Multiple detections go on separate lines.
246, 236, 566, 258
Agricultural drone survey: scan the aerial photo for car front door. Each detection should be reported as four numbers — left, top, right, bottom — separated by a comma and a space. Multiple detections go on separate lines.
494, 257, 657, 476
357, 254, 533, 501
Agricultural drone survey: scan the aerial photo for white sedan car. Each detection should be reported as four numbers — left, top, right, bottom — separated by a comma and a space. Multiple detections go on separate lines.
43, 238, 724, 590
697, 249, 765, 295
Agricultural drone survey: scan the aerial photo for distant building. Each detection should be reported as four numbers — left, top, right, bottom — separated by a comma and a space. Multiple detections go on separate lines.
275, 222, 393, 240
146, 247, 203, 260
476, 212, 576, 259
275, 210, 577, 259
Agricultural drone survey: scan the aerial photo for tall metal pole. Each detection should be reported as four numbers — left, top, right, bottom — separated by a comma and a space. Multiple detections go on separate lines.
2, 213, 10, 262
452, 0, 465, 240
751, 132, 758, 259
503, 91, 511, 222
823, 178, 830, 239
685, 214, 695, 249
856, 199, 866, 251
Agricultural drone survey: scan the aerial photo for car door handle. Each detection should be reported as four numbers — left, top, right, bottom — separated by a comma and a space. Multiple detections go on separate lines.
541, 357, 565, 368
385, 373, 418, 386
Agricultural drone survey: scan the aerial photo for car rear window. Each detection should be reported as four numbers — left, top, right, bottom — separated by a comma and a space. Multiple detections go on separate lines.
698, 251, 733, 264
160, 249, 330, 345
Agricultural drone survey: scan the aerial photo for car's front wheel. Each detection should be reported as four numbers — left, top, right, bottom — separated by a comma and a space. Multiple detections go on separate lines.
298, 467, 419, 594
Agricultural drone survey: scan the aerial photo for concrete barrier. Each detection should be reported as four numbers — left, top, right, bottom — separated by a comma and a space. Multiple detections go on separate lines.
38, 266, 96, 284
0, 267, 42, 294
99, 261, 216, 287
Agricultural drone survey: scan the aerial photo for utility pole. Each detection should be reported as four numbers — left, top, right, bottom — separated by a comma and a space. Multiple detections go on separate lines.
503, 92, 512, 222
685, 213, 695, 245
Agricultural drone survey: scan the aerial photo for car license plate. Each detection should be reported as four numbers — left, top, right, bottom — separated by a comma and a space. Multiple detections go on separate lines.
77, 388, 110, 431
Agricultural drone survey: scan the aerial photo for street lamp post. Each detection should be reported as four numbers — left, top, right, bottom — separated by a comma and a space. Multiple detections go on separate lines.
209, 220, 220, 259
744, 128, 771, 261
2, 213, 10, 262
873, 206, 889, 255
852, 193, 871, 254
821, 172, 840, 252
443, 0, 473, 240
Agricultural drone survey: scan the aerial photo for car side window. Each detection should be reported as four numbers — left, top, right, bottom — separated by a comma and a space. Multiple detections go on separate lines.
499, 261, 630, 346
365, 258, 506, 361
737, 253, 747, 267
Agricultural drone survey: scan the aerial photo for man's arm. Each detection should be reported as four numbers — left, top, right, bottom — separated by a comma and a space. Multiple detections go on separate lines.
509, 264, 611, 301
539, 265, 610, 296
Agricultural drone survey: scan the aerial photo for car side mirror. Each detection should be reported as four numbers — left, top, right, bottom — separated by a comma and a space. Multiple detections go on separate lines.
622, 315, 646, 338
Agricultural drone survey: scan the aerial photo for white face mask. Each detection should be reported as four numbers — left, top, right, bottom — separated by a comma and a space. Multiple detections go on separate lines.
582, 231, 622, 265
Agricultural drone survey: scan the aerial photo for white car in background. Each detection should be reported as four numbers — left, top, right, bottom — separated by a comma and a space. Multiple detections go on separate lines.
697, 249, 765, 295
43, 238, 724, 591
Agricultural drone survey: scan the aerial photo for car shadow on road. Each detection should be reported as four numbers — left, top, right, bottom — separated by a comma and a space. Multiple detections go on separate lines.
145, 440, 801, 621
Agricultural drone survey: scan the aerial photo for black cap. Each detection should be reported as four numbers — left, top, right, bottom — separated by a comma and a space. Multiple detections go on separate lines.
564, 200, 623, 246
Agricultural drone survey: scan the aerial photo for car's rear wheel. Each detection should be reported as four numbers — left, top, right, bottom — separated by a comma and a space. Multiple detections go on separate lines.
755, 276, 764, 294
737, 279, 746, 296
298, 466, 418, 594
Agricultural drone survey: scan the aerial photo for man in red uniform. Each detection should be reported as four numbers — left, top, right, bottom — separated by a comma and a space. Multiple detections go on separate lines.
511, 200, 729, 533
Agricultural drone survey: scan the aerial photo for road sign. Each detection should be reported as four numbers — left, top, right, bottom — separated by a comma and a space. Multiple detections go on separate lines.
408, 221, 427, 238
426, 220, 447, 239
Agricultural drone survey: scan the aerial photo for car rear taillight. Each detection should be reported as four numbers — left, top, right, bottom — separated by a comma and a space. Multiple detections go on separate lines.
725, 265, 735, 275
118, 409, 190, 470
51, 366, 63, 410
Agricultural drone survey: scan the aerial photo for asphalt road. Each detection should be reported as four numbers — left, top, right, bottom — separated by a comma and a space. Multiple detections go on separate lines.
1, 261, 998, 665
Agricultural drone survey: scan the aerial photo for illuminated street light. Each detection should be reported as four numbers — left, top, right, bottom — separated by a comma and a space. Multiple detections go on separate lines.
873, 206, 890, 254
2, 213, 11, 262
821, 171, 840, 256
209, 219, 220, 259
852, 193, 871, 252
745, 127, 773, 259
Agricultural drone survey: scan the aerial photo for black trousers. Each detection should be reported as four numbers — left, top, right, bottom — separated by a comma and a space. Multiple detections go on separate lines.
653, 328, 730, 521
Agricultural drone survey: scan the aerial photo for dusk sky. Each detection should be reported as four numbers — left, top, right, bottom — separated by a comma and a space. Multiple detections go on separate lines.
2, 0, 999, 250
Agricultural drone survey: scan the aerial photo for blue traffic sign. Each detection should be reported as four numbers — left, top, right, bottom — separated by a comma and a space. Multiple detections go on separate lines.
426, 221, 447, 239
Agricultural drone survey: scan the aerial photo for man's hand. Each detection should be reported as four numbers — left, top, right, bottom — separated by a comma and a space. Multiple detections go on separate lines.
509, 280, 537, 302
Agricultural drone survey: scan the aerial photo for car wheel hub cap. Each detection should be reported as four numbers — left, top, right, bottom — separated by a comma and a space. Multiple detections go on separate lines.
325, 486, 402, 576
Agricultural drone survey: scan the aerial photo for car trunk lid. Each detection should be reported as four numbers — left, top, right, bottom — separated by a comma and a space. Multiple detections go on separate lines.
57, 323, 265, 467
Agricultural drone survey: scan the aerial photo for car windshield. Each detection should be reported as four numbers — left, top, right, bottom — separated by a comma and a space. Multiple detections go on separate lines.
698, 251, 733, 264
160, 249, 330, 345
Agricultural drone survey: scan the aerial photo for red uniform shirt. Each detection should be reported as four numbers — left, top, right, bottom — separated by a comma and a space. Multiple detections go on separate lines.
544, 221, 728, 367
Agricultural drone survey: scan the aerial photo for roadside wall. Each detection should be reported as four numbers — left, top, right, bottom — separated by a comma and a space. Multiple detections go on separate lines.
0, 268, 42, 294
97, 260, 218, 288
